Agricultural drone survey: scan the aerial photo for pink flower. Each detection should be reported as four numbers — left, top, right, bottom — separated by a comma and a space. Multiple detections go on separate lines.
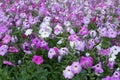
3, 60, 15, 66
32, 55, 43, 65
68, 34, 80, 41
2, 34, 11, 44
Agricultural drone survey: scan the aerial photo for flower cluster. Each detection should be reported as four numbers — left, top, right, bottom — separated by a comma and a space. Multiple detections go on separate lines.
0, 0, 120, 79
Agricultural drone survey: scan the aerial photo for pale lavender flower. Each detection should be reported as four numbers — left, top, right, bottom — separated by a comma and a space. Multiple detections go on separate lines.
63, 66, 74, 79
48, 47, 59, 59
0, 45, 8, 56
71, 62, 82, 74
92, 62, 104, 76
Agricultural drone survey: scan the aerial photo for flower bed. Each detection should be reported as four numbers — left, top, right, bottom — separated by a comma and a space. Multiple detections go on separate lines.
0, 0, 120, 80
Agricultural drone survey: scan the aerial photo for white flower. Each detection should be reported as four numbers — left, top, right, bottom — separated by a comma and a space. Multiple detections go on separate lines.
66, 27, 75, 34
86, 53, 90, 56
48, 48, 57, 59
59, 47, 69, 56
39, 26, 52, 38
20, 13, 26, 18
90, 30, 97, 37
109, 55, 116, 61
40, 31, 50, 38
43, 16, 51, 22
110, 46, 120, 55
31, 0, 40, 4
96, 44, 102, 50
70, 41, 77, 48
84, 1, 88, 5
57, 38, 64, 44
64, 21, 71, 27
109, 53, 116, 61
25, 29, 33, 36
54, 24, 63, 35
83, 17, 90, 24
117, 68, 120, 71
101, 10, 105, 14
40, 22, 50, 28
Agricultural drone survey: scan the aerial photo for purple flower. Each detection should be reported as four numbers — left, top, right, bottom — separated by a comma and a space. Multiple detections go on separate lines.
107, 28, 117, 38
15, 19, 22, 26
107, 60, 115, 69
23, 42, 32, 54
92, 62, 104, 76
0, 26, 8, 34
111, 71, 120, 80
63, 66, 74, 79
102, 76, 112, 80
32, 38, 41, 49
83, 17, 90, 25
97, 48, 110, 56
39, 40, 49, 50
80, 56, 93, 68
0, 45, 8, 56
71, 62, 82, 74
98, 27, 107, 37
86, 39, 95, 50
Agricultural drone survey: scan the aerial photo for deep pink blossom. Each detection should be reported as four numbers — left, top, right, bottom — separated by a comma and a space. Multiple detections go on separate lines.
32, 55, 43, 65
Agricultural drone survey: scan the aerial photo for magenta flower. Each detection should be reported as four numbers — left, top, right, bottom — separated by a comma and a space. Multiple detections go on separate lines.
8, 46, 19, 53
92, 62, 104, 76
63, 66, 74, 79
3, 60, 15, 66
79, 26, 89, 36
80, 56, 93, 68
0, 45, 8, 56
71, 62, 82, 74
32, 55, 43, 65
68, 34, 80, 41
